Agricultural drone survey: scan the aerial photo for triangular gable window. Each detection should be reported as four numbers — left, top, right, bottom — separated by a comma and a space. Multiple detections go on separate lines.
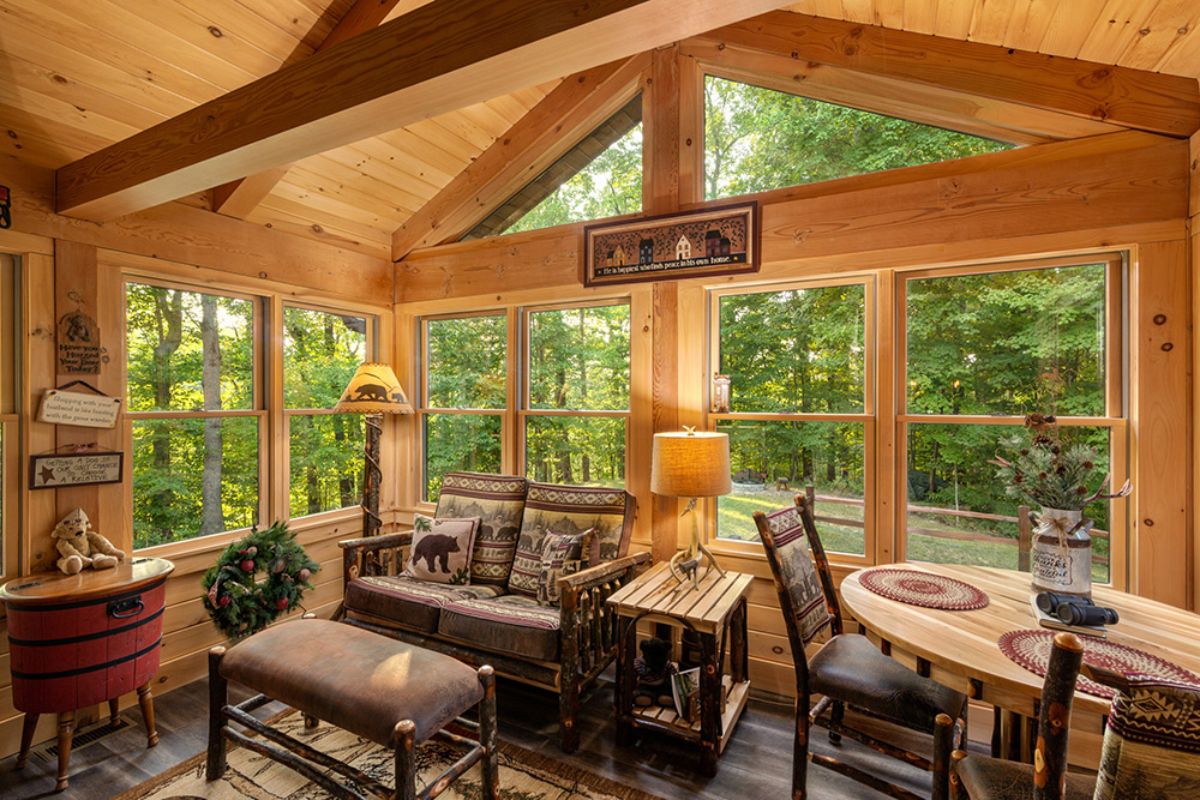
704, 75, 1013, 200
466, 95, 643, 239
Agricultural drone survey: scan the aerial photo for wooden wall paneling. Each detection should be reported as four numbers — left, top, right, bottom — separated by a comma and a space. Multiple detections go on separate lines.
390, 55, 649, 259
1131, 239, 1192, 608
629, 287, 655, 549
650, 283, 680, 563
677, 51, 705, 207
54, 0, 789, 220
1192, 127, 1200, 611
645, 46, 682, 216
710, 11, 1200, 136
18, 251, 56, 573
4, 162, 391, 304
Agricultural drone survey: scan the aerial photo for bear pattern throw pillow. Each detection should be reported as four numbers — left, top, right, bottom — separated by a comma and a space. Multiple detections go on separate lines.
405, 514, 479, 584
536, 528, 595, 606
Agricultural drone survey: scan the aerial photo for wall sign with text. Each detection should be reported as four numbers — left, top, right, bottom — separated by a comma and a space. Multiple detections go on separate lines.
583, 202, 759, 287
30, 452, 124, 489
38, 386, 122, 428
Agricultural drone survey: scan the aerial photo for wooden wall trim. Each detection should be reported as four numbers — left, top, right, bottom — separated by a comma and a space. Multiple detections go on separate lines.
396, 131, 1187, 302
53, 0, 788, 220
3, 161, 391, 304
1190, 128, 1200, 610
704, 11, 1200, 138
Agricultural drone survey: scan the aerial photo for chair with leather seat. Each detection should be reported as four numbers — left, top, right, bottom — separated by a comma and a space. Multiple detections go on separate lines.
951, 631, 1200, 799
753, 493, 967, 800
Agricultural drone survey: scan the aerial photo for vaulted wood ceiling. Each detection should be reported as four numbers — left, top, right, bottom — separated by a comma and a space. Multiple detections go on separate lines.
1, 0, 1198, 261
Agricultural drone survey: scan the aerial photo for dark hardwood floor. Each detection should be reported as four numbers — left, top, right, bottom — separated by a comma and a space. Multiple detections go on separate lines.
1, 676, 946, 799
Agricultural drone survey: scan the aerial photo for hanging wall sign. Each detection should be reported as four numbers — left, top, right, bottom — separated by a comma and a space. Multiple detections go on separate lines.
57, 306, 104, 374
583, 202, 759, 287
38, 381, 122, 428
30, 451, 124, 489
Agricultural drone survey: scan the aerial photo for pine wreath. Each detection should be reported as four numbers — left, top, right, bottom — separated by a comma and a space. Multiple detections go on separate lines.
201, 521, 320, 641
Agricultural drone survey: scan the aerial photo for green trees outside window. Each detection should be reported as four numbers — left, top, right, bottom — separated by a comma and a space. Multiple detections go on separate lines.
714, 283, 868, 553
126, 283, 259, 548
283, 306, 368, 518
526, 304, 630, 487
704, 75, 1011, 200
421, 314, 507, 501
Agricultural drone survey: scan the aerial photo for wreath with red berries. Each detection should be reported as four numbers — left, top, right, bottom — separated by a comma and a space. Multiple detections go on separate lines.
201, 521, 320, 641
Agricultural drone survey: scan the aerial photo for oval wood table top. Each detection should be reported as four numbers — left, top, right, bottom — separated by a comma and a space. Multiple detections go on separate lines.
0, 556, 174, 605
840, 563, 1200, 718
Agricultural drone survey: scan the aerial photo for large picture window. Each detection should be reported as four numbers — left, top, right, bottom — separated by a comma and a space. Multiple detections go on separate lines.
899, 256, 1126, 583
283, 305, 369, 518
126, 281, 262, 549
710, 280, 872, 556
419, 313, 508, 502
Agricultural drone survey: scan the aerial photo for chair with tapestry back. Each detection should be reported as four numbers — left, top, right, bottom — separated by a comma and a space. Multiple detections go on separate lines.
951, 634, 1200, 799
753, 491, 967, 800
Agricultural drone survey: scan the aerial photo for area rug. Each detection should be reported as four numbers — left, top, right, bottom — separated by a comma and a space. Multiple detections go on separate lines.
116, 711, 662, 800
858, 567, 989, 611
998, 629, 1200, 699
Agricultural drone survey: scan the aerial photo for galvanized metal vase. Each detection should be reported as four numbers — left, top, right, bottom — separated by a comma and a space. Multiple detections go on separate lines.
1030, 507, 1093, 598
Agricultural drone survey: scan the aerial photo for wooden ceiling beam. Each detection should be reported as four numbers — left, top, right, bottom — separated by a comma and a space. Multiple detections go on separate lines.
55, 0, 790, 221
703, 11, 1200, 138
211, 0, 405, 219
390, 54, 648, 260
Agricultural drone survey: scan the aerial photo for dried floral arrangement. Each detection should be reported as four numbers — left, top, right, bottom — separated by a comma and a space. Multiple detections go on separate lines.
990, 414, 1131, 512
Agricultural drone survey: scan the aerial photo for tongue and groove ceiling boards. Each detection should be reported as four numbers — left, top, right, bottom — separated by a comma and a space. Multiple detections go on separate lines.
1, 0, 1199, 261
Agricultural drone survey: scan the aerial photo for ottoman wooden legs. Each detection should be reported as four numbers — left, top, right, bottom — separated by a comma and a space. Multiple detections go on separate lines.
206, 647, 500, 800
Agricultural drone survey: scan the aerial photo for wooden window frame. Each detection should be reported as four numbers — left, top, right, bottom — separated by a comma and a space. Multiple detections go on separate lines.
705, 274, 877, 567
0, 253, 19, 581
520, 298, 633, 488
894, 253, 1129, 589
281, 301, 378, 522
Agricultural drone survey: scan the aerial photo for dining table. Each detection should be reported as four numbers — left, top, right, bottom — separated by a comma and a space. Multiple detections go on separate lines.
840, 563, 1200, 766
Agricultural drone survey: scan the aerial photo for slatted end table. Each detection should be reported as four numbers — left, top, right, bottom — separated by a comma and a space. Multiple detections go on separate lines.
607, 562, 753, 776
1, 557, 174, 792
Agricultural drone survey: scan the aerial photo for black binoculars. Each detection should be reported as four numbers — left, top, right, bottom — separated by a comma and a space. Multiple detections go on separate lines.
1036, 592, 1119, 627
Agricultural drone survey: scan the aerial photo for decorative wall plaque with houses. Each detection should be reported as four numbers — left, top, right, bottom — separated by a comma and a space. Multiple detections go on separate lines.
583, 202, 759, 287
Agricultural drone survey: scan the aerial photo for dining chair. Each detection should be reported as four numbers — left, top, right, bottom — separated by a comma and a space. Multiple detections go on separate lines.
951, 633, 1200, 799
753, 493, 967, 800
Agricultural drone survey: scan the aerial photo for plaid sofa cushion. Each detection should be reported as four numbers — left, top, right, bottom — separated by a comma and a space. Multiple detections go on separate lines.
508, 483, 634, 597
344, 576, 503, 633
761, 505, 832, 646
438, 595, 561, 662
435, 472, 528, 587
1094, 676, 1200, 800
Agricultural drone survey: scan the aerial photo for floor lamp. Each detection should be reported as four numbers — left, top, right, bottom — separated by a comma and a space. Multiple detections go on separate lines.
651, 428, 730, 590
334, 363, 412, 537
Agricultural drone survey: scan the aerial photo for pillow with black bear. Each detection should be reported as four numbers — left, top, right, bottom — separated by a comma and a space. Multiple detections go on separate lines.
404, 514, 479, 585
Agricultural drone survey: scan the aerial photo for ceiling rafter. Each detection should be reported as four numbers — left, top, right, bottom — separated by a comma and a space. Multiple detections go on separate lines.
54, 0, 790, 221
211, 0, 407, 219
390, 54, 649, 260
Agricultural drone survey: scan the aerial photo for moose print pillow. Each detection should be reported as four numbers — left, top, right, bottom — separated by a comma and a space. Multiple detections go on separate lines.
405, 514, 479, 585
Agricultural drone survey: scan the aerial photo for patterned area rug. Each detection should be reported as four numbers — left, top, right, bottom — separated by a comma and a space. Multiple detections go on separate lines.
116, 711, 662, 800
998, 629, 1200, 699
858, 568, 989, 611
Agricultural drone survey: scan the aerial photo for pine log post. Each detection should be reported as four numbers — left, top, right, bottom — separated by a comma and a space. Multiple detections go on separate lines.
206, 646, 228, 781
362, 413, 383, 537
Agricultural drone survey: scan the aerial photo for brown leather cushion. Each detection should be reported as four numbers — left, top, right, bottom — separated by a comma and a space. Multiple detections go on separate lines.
220, 619, 483, 746
344, 576, 503, 632
809, 634, 966, 733
955, 753, 1095, 799
438, 595, 560, 662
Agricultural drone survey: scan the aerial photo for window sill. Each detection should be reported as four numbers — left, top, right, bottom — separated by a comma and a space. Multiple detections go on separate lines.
134, 507, 363, 560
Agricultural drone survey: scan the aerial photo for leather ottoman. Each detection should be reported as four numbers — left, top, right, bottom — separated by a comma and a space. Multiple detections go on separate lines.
206, 617, 498, 800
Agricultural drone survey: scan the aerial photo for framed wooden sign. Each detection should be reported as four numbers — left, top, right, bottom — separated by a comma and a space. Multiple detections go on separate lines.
583, 202, 759, 287
29, 452, 123, 490
38, 388, 122, 428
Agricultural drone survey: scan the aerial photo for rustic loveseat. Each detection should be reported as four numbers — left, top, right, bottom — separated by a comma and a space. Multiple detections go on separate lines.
337, 472, 649, 752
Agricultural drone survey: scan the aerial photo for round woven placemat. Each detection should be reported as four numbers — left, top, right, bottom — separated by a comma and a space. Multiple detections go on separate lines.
858, 568, 989, 611
998, 629, 1200, 699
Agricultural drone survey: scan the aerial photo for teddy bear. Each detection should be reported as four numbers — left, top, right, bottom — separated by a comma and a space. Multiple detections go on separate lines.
51, 507, 126, 575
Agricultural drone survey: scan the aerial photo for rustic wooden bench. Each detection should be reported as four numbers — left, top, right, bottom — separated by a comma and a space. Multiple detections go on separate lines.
206, 617, 498, 800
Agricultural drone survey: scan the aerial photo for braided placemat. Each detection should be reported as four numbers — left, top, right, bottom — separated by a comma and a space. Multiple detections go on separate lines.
858, 568, 990, 611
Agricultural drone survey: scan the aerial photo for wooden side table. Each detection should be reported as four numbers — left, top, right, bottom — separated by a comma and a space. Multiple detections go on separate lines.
0, 557, 174, 792
607, 562, 753, 776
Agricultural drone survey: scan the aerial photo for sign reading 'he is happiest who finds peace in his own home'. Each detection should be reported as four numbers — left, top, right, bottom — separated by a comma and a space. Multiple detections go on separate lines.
583, 202, 759, 287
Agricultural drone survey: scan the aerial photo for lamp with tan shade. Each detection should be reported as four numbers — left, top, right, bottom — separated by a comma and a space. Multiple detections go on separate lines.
334, 363, 413, 537
652, 428, 730, 589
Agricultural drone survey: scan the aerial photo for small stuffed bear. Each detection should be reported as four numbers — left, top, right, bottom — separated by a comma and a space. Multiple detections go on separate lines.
52, 508, 126, 575
633, 637, 676, 708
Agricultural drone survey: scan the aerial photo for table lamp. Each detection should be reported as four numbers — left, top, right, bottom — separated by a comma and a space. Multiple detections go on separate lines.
651, 427, 730, 589
334, 363, 413, 537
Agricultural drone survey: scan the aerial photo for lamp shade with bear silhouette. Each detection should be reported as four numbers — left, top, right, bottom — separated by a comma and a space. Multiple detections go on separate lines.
334, 363, 413, 415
